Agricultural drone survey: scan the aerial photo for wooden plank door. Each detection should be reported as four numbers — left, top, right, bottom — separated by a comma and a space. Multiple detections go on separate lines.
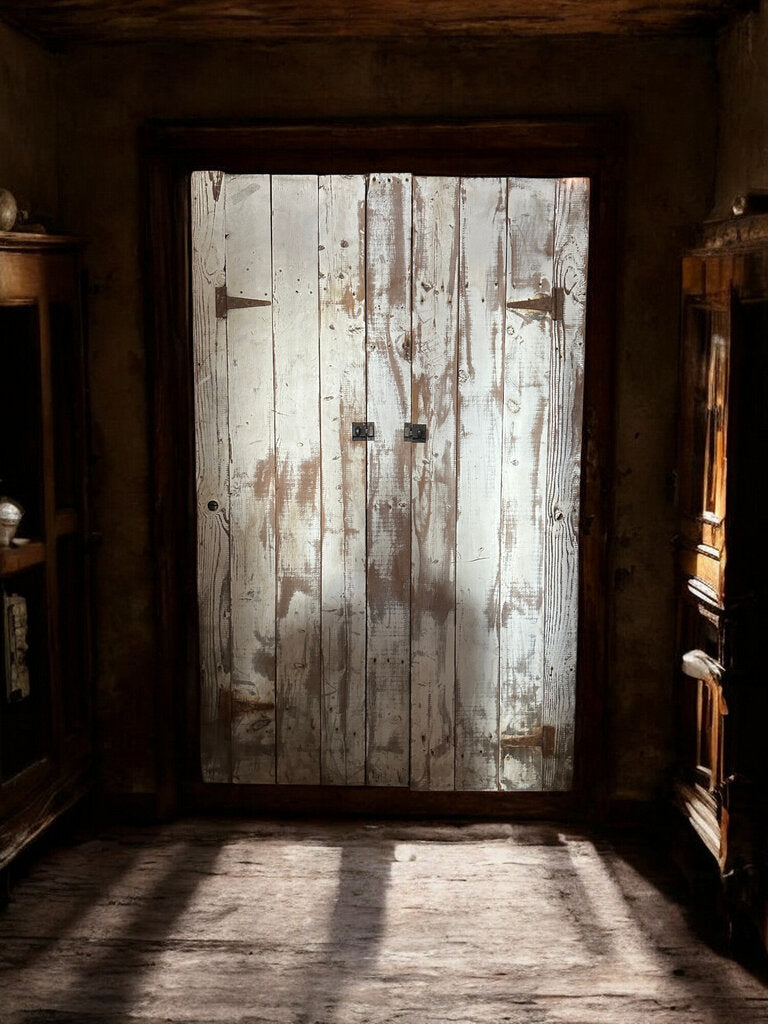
366, 173, 413, 787
191, 171, 589, 793
410, 176, 460, 791
272, 175, 322, 785
454, 177, 506, 791
318, 174, 367, 787
226, 174, 276, 785
499, 177, 556, 791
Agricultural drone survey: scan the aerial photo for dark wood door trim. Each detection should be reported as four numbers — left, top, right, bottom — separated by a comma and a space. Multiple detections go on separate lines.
141, 118, 620, 820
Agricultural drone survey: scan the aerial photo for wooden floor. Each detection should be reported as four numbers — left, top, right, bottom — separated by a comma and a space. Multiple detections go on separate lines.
1, 818, 767, 1023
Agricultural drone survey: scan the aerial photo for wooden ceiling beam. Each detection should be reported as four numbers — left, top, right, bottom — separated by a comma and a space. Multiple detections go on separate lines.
0, 0, 754, 45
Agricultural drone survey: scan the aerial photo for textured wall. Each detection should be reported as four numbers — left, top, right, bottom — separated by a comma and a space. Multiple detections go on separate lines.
0, 24, 58, 223
51, 34, 717, 801
717, 6, 768, 217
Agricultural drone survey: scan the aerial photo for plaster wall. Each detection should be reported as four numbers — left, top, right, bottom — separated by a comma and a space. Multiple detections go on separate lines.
52, 35, 717, 800
717, 4, 768, 216
0, 24, 58, 225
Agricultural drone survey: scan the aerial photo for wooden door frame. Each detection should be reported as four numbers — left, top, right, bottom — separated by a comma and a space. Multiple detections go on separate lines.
141, 119, 619, 820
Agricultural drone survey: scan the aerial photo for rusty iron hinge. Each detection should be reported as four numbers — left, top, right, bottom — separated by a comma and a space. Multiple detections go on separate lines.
500, 725, 556, 758
215, 285, 271, 319
506, 287, 564, 322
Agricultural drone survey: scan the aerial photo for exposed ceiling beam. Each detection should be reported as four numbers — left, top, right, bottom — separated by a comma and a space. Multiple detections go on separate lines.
0, 0, 755, 45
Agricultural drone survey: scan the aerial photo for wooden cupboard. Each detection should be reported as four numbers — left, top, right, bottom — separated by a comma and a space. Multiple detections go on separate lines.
674, 213, 768, 943
0, 232, 92, 875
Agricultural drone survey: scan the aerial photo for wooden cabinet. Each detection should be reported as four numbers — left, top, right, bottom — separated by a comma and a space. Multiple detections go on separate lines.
674, 215, 768, 944
0, 232, 92, 874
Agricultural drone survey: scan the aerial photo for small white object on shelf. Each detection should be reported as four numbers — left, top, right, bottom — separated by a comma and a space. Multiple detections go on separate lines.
0, 188, 17, 231
0, 496, 23, 546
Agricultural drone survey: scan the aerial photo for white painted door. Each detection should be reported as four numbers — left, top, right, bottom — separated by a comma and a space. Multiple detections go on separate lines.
191, 171, 589, 791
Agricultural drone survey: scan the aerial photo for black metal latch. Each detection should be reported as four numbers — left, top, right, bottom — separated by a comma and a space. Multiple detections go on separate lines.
404, 422, 427, 443
352, 422, 375, 441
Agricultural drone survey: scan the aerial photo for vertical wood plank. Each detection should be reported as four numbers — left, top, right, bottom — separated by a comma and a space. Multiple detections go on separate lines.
410, 176, 459, 791
455, 177, 506, 791
191, 170, 232, 783
366, 172, 412, 787
542, 177, 590, 791
499, 178, 556, 792
273, 174, 322, 785
225, 173, 276, 784
319, 175, 367, 786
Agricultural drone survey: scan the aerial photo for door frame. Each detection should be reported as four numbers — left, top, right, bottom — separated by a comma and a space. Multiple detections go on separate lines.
141, 119, 619, 820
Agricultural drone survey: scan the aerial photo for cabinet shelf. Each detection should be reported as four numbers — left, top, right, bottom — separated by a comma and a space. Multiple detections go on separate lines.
0, 541, 46, 577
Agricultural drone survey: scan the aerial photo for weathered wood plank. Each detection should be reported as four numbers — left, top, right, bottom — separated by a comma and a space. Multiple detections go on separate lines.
410, 176, 459, 792
272, 174, 322, 785
366, 172, 412, 787
499, 177, 556, 792
319, 174, 367, 786
455, 177, 505, 791
191, 169, 232, 784
225, 173, 276, 784
542, 176, 590, 791
194, 170, 586, 793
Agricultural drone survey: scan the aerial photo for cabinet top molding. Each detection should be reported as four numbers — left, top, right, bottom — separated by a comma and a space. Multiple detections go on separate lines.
0, 0, 752, 44
0, 232, 81, 253
698, 213, 768, 253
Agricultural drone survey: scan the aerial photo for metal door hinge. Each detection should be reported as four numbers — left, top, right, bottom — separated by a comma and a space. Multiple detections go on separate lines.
506, 286, 564, 322
404, 422, 427, 443
352, 422, 375, 441
215, 285, 271, 319
500, 724, 555, 758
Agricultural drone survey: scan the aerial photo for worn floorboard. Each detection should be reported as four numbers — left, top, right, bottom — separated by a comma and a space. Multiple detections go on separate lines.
1, 818, 767, 1023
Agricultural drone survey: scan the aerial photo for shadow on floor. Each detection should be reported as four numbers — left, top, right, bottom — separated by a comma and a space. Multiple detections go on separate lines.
602, 826, 768, 1018
7, 820, 396, 1024
13, 828, 224, 1024
297, 833, 394, 1024
1, 819, 145, 974
5, 817, 768, 1024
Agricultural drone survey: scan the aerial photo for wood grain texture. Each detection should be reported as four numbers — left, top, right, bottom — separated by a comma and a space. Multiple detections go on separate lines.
0, 765, 88, 872
542, 177, 589, 791
157, 125, 615, 817
6, 819, 768, 1024
191, 169, 232, 784
192, 169, 588, 794
224, 173, 276, 784
272, 175, 322, 785
455, 177, 506, 791
499, 178, 555, 792
365, 172, 412, 788
1, 0, 748, 42
410, 176, 459, 791
319, 175, 367, 786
